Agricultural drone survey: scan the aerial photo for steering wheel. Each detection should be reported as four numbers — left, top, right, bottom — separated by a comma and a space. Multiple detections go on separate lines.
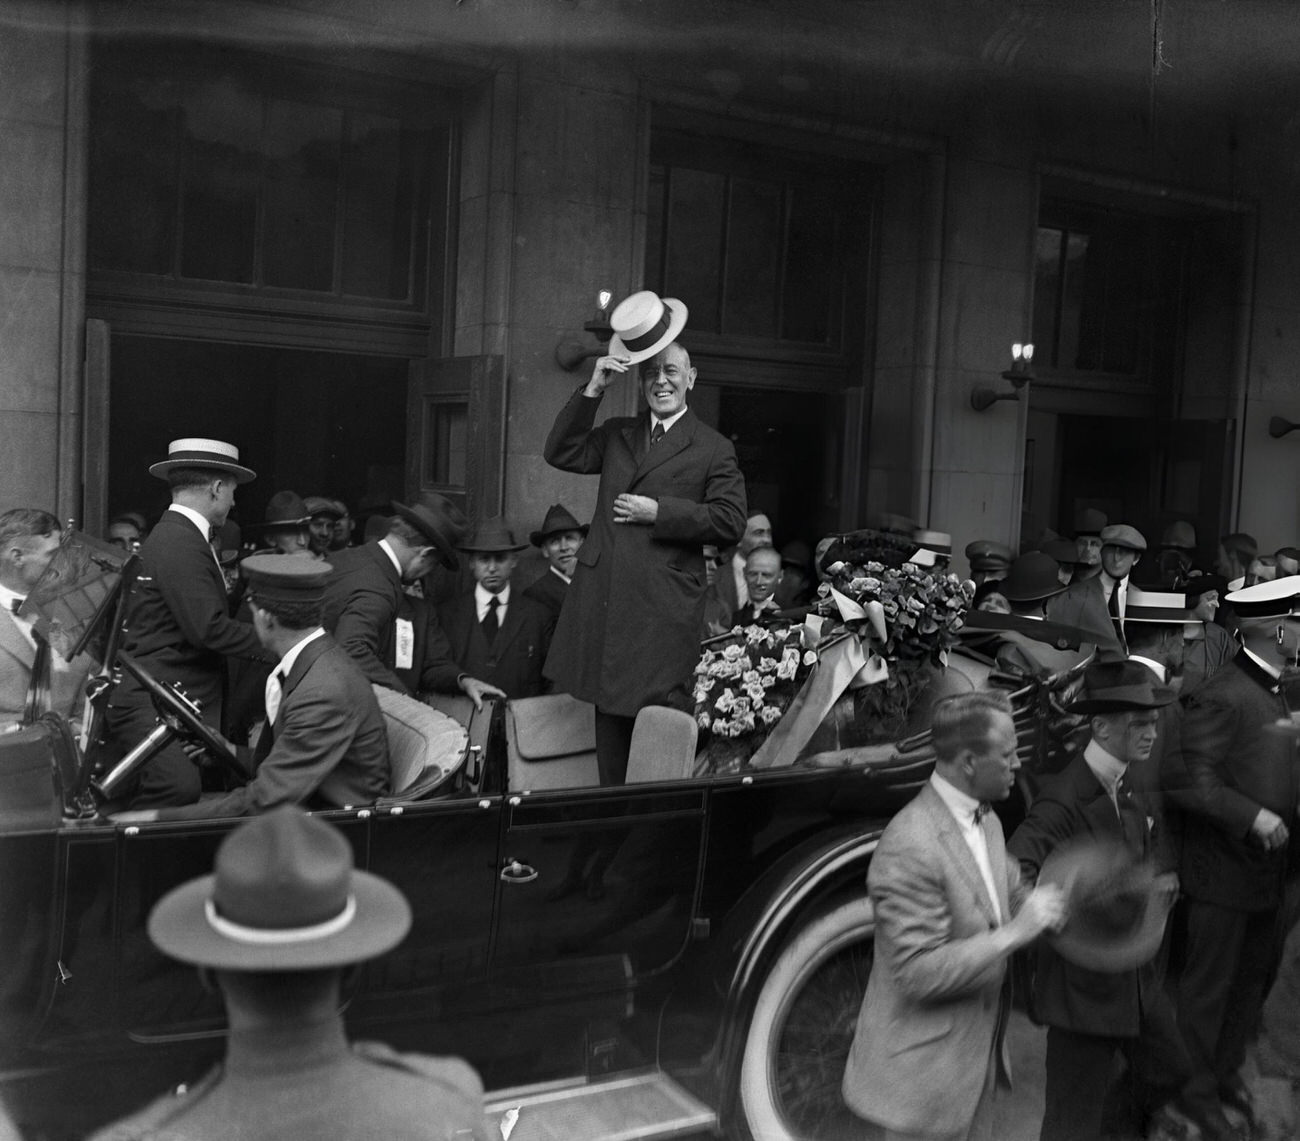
94, 651, 241, 799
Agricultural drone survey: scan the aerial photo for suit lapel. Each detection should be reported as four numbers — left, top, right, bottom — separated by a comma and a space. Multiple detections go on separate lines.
621, 419, 646, 467
629, 409, 696, 487
0, 611, 35, 670
919, 785, 1000, 926
276, 635, 330, 729
492, 595, 524, 655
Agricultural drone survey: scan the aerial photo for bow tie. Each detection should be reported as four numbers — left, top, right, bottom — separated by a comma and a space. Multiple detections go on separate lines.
973, 802, 992, 825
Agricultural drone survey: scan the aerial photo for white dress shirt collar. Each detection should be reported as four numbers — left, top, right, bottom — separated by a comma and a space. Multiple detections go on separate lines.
1243, 645, 1283, 680
650, 406, 688, 436
276, 627, 326, 682
475, 582, 510, 622
931, 770, 983, 828
377, 538, 403, 578
549, 565, 572, 585
1083, 738, 1128, 798
168, 502, 211, 539
930, 771, 1002, 921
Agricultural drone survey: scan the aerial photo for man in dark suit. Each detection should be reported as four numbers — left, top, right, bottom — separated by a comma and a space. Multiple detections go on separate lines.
543, 291, 747, 784
521, 503, 587, 620
710, 508, 773, 620
842, 691, 1065, 1141
438, 519, 554, 699
1009, 660, 1196, 1141
1164, 576, 1300, 1138
1180, 575, 1236, 694
1047, 523, 1146, 656
107, 438, 273, 808
0, 508, 97, 731
322, 494, 502, 709
114, 554, 390, 821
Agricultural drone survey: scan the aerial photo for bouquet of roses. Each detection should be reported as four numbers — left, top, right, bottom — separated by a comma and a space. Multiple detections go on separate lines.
818, 558, 972, 662
693, 623, 817, 769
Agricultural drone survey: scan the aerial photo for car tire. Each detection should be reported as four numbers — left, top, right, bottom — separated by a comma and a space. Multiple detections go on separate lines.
738, 896, 875, 1141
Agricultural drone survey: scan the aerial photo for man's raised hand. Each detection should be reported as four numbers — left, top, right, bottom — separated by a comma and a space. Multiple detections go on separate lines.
585, 353, 632, 398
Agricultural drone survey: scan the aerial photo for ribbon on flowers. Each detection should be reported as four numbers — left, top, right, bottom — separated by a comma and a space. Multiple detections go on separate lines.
829, 588, 889, 644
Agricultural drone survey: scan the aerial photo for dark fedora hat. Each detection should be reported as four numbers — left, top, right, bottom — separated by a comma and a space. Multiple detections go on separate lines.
149, 437, 256, 484
1039, 838, 1176, 973
251, 490, 312, 532
460, 517, 528, 554
530, 504, 589, 547
1042, 538, 1080, 567
390, 493, 468, 570
1074, 507, 1108, 537
148, 807, 411, 971
1067, 659, 1176, 714
999, 552, 1069, 602
1183, 573, 1228, 599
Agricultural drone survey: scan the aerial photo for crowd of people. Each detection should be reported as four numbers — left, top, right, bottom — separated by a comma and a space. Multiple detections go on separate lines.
2, 288, 1299, 1140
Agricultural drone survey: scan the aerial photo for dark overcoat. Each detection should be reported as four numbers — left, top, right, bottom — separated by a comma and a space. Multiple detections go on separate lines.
521, 567, 567, 620
1045, 574, 1123, 654
542, 388, 746, 716
1167, 652, 1298, 911
322, 543, 462, 697
158, 634, 390, 820
437, 591, 554, 699
1008, 753, 1163, 1037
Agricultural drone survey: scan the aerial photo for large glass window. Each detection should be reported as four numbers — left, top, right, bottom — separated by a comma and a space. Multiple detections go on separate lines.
89, 41, 447, 310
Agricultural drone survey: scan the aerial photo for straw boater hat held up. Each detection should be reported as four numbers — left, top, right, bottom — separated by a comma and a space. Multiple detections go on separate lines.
149, 438, 256, 484
530, 504, 589, 548
607, 290, 689, 364
148, 807, 410, 971
389, 492, 468, 571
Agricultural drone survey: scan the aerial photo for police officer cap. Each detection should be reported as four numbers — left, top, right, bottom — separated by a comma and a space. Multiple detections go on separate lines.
241, 552, 332, 604
964, 540, 1013, 572
1100, 524, 1146, 552
1224, 574, 1300, 619
1074, 507, 1108, 537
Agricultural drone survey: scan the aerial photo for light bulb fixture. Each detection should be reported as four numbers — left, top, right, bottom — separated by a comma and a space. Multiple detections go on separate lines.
556, 288, 617, 371
972, 340, 1036, 412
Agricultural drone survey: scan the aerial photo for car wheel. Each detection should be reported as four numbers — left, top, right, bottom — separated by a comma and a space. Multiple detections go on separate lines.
738, 897, 874, 1141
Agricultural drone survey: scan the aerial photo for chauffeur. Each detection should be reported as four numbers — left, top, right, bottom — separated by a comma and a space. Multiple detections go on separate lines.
89, 807, 491, 1141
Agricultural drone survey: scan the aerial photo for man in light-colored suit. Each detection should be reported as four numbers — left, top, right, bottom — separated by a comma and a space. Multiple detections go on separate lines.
842, 690, 1066, 1141
0, 508, 95, 731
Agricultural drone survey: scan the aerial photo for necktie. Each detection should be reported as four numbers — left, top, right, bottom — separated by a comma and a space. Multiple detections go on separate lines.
265, 668, 287, 727
650, 421, 665, 448
1108, 583, 1121, 619
10, 597, 23, 614
482, 595, 500, 642
973, 802, 991, 825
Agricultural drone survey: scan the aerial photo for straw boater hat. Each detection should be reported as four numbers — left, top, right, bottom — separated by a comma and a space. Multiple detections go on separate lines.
459, 518, 528, 554
1122, 585, 1198, 624
148, 807, 410, 971
530, 504, 589, 548
148, 438, 256, 484
390, 492, 468, 571
1038, 837, 1176, 973
608, 290, 690, 364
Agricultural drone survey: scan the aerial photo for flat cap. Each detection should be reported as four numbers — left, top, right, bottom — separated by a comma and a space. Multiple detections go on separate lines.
241, 552, 332, 603
1100, 524, 1146, 552
303, 496, 344, 520
1224, 575, 1300, 619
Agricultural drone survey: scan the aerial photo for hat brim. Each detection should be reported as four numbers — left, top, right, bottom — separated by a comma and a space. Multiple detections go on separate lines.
148, 868, 412, 971
390, 500, 460, 570
530, 523, 590, 547
608, 297, 689, 365
1000, 579, 1069, 603
250, 516, 313, 532
1039, 842, 1174, 973
149, 459, 257, 485
460, 541, 529, 554
1067, 684, 1177, 714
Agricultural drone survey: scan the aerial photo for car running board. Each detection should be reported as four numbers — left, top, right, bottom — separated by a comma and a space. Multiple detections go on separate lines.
486, 1070, 716, 1141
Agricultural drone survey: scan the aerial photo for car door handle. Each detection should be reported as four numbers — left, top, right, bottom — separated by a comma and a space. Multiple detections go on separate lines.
499, 859, 538, 885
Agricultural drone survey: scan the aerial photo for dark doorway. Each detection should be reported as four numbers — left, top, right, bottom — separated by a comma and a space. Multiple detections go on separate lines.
107, 337, 408, 532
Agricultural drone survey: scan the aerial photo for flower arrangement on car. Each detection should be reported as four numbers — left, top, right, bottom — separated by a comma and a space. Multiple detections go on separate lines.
693, 622, 818, 773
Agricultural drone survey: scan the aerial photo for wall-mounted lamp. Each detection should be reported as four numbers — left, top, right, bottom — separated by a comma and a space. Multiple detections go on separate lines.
1269, 416, 1300, 439
971, 342, 1035, 412
556, 290, 615, 371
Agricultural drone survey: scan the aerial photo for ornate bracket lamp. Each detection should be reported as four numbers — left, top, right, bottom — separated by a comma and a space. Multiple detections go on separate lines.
1268, 416, 1300, 439
555, 290, 615, 371
971, 342, 1035, 412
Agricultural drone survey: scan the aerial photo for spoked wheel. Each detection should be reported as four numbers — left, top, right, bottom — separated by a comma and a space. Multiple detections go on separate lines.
739, 898, 875, 1141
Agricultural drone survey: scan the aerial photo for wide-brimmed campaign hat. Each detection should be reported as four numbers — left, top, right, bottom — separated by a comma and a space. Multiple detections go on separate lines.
149, 438, 256, 484
1123, 585, 1198, 624
1039, 838, 1176, 973
149, 807, 411, 971
1067, 659, 1176, 714
460, 518, 528, 554
999, 552, 1069, 602
607, 290, 689, 364
390, 493, 468, 570
530, 504, 589, 547
251, 490, 312, 532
